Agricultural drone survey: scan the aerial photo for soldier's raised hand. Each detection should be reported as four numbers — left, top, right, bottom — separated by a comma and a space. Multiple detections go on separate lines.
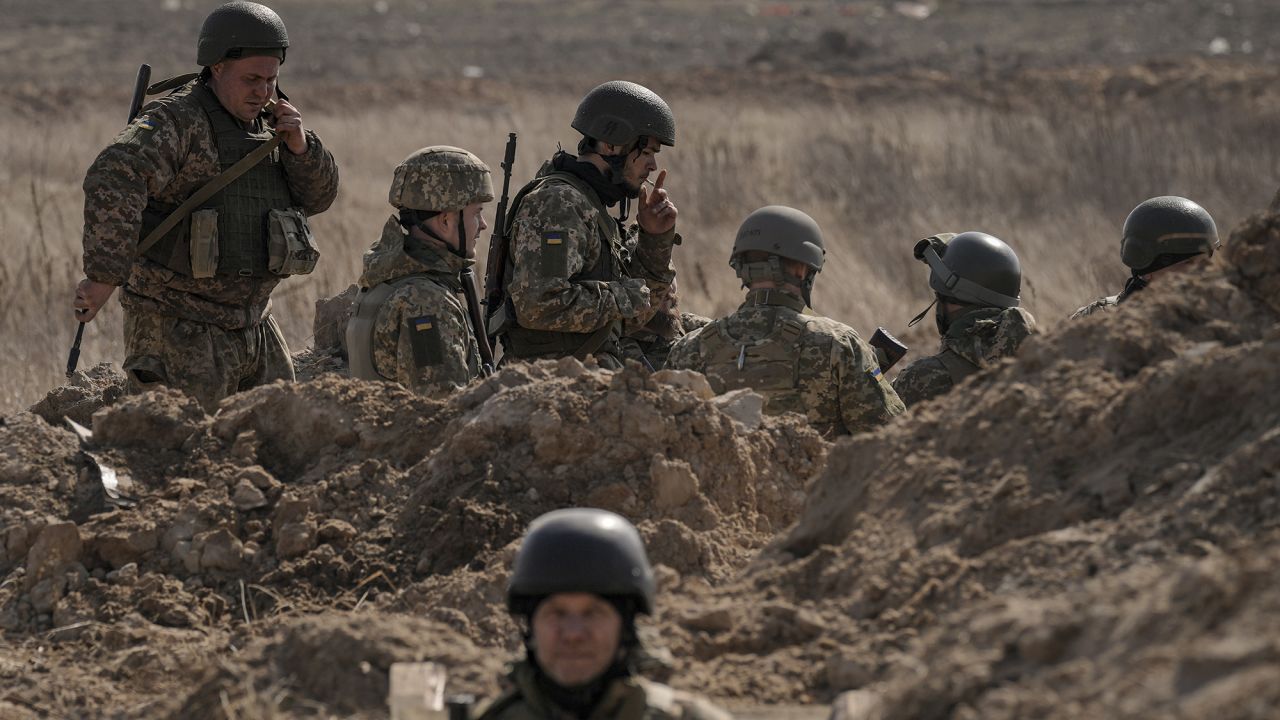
638, 169, 677, 235
270, 99, 308, 155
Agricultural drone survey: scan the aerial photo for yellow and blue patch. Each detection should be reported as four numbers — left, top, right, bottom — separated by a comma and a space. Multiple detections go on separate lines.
413, 316, 434, 332
868, 366, 883, 380
135, 118, 157, 131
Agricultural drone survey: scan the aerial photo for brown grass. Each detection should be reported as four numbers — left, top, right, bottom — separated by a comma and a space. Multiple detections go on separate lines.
3, 87, 1277, 414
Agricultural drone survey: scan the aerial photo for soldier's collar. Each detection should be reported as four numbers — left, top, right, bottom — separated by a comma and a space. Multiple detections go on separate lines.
742, 287, 806, 312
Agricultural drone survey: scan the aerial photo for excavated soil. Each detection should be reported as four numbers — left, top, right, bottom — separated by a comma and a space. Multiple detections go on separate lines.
3, 201, 1280, 716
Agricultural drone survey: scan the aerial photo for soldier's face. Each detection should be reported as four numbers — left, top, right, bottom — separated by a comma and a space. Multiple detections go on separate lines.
209, 56, 281, 123
530, 592, 623, 687
622, 137, 662, 193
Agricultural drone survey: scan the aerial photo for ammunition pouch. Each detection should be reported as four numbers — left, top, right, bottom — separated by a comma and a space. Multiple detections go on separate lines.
267, 208, 319, 276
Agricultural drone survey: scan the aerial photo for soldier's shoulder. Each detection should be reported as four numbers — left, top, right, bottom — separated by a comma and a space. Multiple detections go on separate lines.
518, 176, 596, 219
893, 354, 951, 395
796, 312, 858, 338
1070, 295, 1119, 320
384, 276, 464, 315
637, 679, 733, 720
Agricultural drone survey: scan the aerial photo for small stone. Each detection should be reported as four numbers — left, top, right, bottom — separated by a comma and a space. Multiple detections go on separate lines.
651, 369, 715, 399
276, 521, 317, 559
682, 606, 733, 633
29, 576, 66, 614
231, 480, 268, 511
237, 465, 278, 491
24, 523, 82, 592
196, 529, 243, 572
650, 456, 700, 509
107, 563, 140, 586
316, 519, 357, 547
713, 389, 764, 430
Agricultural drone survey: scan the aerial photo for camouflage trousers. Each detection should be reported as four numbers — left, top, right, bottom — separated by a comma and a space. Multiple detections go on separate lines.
122, 306, 294, 411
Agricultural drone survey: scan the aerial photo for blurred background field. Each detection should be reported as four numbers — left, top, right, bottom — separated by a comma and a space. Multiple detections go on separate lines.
4, 0, 1280, 413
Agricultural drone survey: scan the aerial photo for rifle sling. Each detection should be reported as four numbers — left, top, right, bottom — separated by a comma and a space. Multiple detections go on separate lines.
136, 133, 283, 257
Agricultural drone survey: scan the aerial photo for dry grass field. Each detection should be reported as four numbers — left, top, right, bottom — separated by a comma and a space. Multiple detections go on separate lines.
4, 0, 1280, 413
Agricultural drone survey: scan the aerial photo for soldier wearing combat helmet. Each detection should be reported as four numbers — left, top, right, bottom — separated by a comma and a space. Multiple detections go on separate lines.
346, 147, 493, 398
488, 81, 683, 369
892, 232, 1037, 407
477, 508, 730, 720
1072, 196, 1219, 319
73, 1, 339, 410
666, 206, 904, 437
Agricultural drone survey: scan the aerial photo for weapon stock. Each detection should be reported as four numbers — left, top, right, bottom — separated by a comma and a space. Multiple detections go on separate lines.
128, 63, 152, 123
482, 133, 518, 336
460, 268, 495, 376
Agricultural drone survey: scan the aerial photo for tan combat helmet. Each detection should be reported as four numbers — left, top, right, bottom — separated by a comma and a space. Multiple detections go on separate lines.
388, 146, 495, 213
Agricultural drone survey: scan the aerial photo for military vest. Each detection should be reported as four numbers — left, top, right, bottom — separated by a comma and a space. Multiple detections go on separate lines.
697, 293, 833, 413
499, 169, 626, 362
141, 82, 295, 278
933, 349, 980, 387
346, 274, 429, 381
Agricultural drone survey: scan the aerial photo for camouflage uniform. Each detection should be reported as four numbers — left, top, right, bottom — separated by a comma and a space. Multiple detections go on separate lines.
622, 310, 711, 371
477, 661, 730, 720
666, 288, 904, 436
81, 78, 338, 409
892, 306, 1036, 406
352, 218, 481, 398
499, 154, 676, 369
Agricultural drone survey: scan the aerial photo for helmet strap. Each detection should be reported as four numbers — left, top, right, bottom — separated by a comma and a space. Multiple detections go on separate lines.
907, 298, 937, 328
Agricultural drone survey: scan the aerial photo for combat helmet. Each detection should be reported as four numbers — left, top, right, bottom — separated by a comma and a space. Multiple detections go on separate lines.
572, 81, 677, 149
388, 146, 495, 212
507, 508, 656, 617
729, 205, 826, 306
197, 1, 290, 67
913, 231, 1021, 308
1120, 196, 1219, 274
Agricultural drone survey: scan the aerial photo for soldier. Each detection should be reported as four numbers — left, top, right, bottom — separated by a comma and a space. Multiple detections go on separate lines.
666, 206, 904, 436
1072, 196, 1219, 319
620, 276, 711, 371
489, 80, 681, 369
891, 232, 1037, 407
478, 508, 730, 720
345, 147, 493, 398
71, 1, 339, 410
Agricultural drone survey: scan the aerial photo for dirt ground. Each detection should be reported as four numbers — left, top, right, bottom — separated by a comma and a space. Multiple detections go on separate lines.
4, 1, 1280, 718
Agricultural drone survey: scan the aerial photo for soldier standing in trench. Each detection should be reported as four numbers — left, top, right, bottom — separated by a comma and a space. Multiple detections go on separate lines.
477, 508, 731, 720
892, 232, 1037, 407
487, 81, 682, 370
72, 1, 339, 410
1072, 196, 1219, 319
346, 147, 494, 398
666, 206, 904, 436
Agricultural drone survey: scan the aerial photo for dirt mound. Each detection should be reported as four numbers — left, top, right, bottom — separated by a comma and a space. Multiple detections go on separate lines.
647, 205, 1280, 707
28, 362, 127, 428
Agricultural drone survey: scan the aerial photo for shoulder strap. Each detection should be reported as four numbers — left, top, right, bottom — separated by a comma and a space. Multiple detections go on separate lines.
136, 133, 282, 257
936, 349, 980, 385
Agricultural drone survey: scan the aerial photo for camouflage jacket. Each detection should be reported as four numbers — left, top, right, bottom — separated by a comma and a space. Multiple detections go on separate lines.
503, 154, 677, 363
356, 217, 480, 398
82, 78, 339, 329
892, 306, 1036, 406
476, 662, 731, 720
623, 311, 711, 371
666, 288, 904, 436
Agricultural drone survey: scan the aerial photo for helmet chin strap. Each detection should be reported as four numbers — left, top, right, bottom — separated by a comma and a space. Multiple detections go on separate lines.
408, 210, 467, 259
907, 298, 937, 328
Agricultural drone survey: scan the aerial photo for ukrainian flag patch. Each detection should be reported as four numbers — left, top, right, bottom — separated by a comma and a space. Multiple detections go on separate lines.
868, 367, 883, 380
413, 316, 434, 332
136, 118, 156, 131
543, 231, 564, 246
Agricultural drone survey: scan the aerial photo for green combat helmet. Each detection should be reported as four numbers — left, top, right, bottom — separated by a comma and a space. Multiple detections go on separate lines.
914, 231, 1021, 308
1120, 196, 1219, 274
388, 146, 495, 213
507, 508, 656, 617
197, 1, 290, 66
729, 205, 826, 307
572, 80, 677, 148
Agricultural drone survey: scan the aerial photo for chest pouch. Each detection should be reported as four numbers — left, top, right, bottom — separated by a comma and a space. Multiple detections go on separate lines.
267, 208, 319, 276
188, 209, 220, 279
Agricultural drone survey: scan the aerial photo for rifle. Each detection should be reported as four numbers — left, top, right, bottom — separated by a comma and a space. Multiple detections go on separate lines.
67, 63, 152, 379
483, 133, 518, 338
460, 267, 495, 376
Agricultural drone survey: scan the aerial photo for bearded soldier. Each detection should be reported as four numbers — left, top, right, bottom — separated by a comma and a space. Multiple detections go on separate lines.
488, 81, 681, 369
346, 147, 493, 398
666, 206, 904, 437
892, 232, 1037, 406
477, 508, 730, 720
72, 1, 339, 410
1072, 196, 1219, 319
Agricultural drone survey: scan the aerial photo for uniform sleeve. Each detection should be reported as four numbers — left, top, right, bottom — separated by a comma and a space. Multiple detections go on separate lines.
81, 105, 187, 286
837, 331, 906, 432
624, 225, 678, 327
891, 357, 952, 407
507, 184, 635, 333
374, 287, 475, 399
281, 129, 339, 216
664, 329, 703, 373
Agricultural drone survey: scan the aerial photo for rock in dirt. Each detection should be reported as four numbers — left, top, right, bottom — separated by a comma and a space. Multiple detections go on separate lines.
23, 522, 82, 592
28, 363, 127, 428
